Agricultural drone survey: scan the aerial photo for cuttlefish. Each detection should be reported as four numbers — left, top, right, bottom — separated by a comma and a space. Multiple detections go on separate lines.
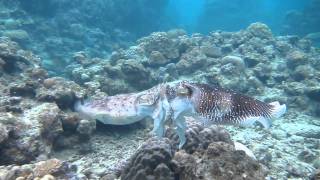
75, 81, 286, 148
75, 84, 171, 137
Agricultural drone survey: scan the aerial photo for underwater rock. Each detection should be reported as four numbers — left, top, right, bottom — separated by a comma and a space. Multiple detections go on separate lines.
274, 40, 292, 55
148, 50, 170, 66
9, 81, 37, 97
283, 123, 320, 139
77, 119, 96, 137
167, 29, 187, 39
298, 149, 318, 163
292, 65, 314, 81
72, 51, 95, 67
200, 45, 222, 58
59, 112, 80, 131
0, 103, 63, 164
176, 47, 207, 75
138, 32, 180, 60
37, 77, 86, 109
247, 23, 273, 39
221, 55, 245, 71
0, 37, 40, 73
120, 59, 153, 89
101, 78, 132, 95
0, 158, 79, 179
306, 86, 320, 102
286, 50, 308, 68
173, 142, 265, 180
2, 30, 30, 41
166, 123, 233, 153
122, 125, 266, 180
243, 53, 262, 67
286, 166, 305, 177
120, 137, 175, 180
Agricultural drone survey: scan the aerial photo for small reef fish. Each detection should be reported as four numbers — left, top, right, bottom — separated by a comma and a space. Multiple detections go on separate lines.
75, 81, 286, 148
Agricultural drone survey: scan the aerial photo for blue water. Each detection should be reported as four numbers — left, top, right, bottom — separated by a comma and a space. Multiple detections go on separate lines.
165, 0, 312, 34
166, 0, 206, 32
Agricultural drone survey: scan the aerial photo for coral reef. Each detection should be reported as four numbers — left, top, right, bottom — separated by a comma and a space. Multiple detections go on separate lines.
121, 125, 267, 180
0, 0, 171, 74
121, 138, 175, 180
0, 38, 87, 166
0, 159, 79, 179
67, 22, 320, 117
62, 22, 320, 179
0, 22, 319, 179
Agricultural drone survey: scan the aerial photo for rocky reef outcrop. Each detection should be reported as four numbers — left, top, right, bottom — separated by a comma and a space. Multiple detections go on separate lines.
0, 38, 88, 168
0, 158, 79, 180
121, 125, 267, 180
67, 23, 320, 117
0, 0, 171, 75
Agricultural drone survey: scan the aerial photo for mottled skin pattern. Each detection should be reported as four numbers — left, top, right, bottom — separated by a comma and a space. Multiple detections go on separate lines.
75, 81, 286, 148
75, 84, 172, 136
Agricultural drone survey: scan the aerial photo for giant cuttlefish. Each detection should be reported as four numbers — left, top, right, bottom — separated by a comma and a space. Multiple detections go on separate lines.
75, 81, 286, 148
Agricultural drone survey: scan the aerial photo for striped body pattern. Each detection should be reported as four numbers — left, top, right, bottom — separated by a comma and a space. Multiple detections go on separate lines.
184, 83, 274, 126
167, 81, 286, 148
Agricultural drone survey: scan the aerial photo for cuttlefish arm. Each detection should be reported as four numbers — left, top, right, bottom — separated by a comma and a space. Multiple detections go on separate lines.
150, 84, 173, 137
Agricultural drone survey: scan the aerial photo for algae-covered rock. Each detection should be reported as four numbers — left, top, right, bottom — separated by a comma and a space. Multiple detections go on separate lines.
173, 142, 265, 180
0, 37, 40, 73
247, 22, 273, 39
121, 138, 175, 180
121, 125, 266, 180
286, 50, 308, 67
37, 77, 86, 109
138, 32, 180, 59
221, 55, 245, 71
0, 103, 63, 164
0, 158, 80, 179
120, 59, 153, 89
148, 50, 170, 65
200, 45, 222, 58
176, 47, 207, 75
77, 119, 96, 136
283, 123, 320, 139
3, 30, 30, 41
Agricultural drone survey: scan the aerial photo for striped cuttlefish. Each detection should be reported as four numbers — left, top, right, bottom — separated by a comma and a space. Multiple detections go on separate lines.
75, 81, 286, 148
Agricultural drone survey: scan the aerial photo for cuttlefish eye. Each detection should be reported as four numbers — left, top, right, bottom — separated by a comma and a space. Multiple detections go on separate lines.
176, 85, 191, 96
137, 94, 158, 106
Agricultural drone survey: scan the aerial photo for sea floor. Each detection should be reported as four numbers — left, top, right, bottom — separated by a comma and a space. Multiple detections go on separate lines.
52, 122, 151, 179
53, 109, 319, 179
227, 109, 319, 179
